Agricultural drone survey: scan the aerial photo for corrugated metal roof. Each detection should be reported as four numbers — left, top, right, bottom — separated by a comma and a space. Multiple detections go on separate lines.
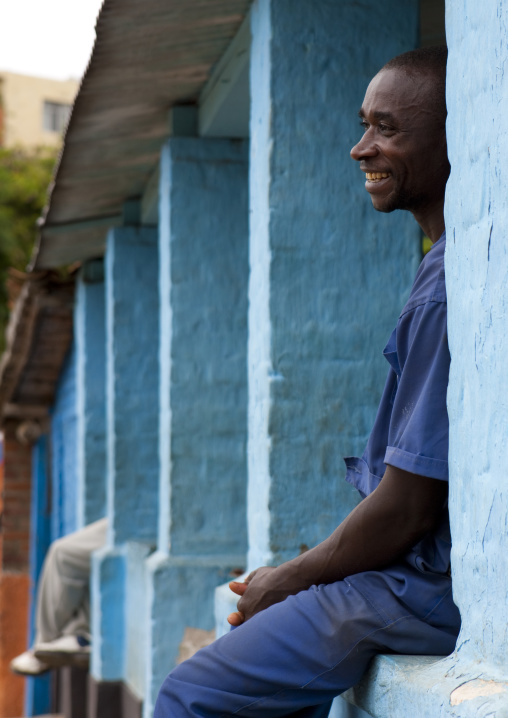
33, 0, 251, 269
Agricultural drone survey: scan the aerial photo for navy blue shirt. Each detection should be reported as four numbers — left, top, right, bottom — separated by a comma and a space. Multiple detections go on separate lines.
344, 233, 451, 574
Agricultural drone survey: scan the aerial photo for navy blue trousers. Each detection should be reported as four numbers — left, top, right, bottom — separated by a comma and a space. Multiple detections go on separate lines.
154, 567, 460, 717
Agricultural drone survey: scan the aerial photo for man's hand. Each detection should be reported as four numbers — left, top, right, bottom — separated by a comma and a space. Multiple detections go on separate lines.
227, 567, 275, 626
227, 566, 301, 626
227, 576, 249, 626
227, 465, 448, 626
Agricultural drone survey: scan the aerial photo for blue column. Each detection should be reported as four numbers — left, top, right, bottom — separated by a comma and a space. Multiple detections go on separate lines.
91, 226, 159, 684
24, 436, 51, 716
446, 0, 508, 670
91, 544, 126, 680
145, 138, 249, 716
158, 138, 248, 556
247, 0, 420, 570
105, 226, 160, 545
50, 345, 78, 539
75, 260, 106, 528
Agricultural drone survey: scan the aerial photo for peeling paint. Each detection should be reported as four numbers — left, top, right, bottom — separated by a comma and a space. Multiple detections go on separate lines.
450, 679, 507, 706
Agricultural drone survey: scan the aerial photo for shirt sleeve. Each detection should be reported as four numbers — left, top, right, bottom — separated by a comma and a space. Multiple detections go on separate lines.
383, 299, 450, 481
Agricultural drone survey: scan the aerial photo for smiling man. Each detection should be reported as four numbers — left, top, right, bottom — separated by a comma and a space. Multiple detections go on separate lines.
353, 50, 449, 240
155, 46, 459, 718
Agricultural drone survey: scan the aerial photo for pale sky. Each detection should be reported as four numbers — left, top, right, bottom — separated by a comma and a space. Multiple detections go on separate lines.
0, 0, 104, 80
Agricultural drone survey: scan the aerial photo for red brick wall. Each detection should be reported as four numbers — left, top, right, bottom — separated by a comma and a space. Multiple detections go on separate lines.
1, 424, 32, 572
0, 573, 30, 717
0, 424, 32, 717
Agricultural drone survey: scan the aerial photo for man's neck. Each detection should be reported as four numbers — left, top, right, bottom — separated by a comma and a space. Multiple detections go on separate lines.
412, 199, 445, 243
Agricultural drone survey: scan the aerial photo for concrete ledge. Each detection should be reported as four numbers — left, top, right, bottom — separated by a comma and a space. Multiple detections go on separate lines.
343, 654, 508, 717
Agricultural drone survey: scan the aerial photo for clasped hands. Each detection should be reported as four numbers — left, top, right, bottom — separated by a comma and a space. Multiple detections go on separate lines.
227, 566, 279, 626
227, 564, 308, 626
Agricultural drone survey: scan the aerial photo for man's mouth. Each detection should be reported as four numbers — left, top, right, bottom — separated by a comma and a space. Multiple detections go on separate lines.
365, 172, 391, 182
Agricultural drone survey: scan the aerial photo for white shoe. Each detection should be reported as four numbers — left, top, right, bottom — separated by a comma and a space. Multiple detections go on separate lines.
10, 649, 51, 676
34, 635, 90, 669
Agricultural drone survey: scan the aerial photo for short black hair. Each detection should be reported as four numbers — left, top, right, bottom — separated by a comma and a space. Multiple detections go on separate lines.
382, 46, 448, 125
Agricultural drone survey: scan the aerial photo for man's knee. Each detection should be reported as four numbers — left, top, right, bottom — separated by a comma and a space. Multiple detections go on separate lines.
48, 534, 72, 561
45, 534, 84, 578
44, 539, 60, 565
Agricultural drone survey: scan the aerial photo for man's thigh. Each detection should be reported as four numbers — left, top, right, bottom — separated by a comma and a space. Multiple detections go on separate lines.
155, 578, 443, 718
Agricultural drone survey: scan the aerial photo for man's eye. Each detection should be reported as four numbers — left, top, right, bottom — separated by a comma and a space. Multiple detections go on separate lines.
378, 123, 394, 134
359, 120, 369, 132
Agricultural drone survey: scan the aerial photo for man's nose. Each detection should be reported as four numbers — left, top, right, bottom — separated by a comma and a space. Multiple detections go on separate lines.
350, 134, 377, 161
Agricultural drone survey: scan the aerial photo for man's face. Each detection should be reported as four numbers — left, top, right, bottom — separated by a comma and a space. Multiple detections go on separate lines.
350, 68, 449, 217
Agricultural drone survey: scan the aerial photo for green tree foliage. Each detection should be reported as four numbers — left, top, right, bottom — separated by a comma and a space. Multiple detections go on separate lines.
0, 147, 56, 352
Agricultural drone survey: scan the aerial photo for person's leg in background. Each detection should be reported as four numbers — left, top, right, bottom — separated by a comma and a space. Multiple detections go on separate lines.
34, 517, 108, 644
10, 517, 107, 676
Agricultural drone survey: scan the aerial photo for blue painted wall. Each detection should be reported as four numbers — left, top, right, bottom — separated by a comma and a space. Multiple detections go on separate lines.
446, 0, 508, 671
50, 344, 78, 539
158, 137, 249, 557
75, 262, 107, 528
247, 0, 421, 569
105, 226, 160, 545
24, 436, 51, 716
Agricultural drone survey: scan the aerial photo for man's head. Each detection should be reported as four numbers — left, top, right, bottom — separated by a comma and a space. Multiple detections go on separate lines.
350, 46, 449, 238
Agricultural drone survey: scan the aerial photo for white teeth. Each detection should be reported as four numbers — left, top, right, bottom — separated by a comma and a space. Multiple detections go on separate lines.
366, 172, 390, 181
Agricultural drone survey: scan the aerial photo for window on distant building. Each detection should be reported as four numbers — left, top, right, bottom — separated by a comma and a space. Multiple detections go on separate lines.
43, 100, 71, 134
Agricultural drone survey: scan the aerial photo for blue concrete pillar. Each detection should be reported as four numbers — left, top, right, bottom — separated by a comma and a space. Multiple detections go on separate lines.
24, 436, 51, 716
91, 545, 126, 680
446, 0, 508, 671
157, 138, 248, 557
247, 0, 421, 573
50, 345, 78, 539
145, 138, 249, 716
91, 226, 159, 684
92, 528, 152, 694
75, 260, 106, 528
105, 226, 159, 546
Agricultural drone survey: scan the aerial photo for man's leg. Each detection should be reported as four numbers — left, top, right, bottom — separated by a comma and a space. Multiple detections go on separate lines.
35, 517, 108, 644
10, 518, 108, 676
155, 573, 459, 717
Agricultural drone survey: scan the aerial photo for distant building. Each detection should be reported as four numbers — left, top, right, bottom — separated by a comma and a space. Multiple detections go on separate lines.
0, 71, 79, 149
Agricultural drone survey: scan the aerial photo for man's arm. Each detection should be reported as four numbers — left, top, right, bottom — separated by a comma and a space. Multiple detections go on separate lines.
228, 465, 448, 625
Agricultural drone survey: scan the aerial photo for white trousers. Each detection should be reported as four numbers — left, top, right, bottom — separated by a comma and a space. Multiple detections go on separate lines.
34, 518, 108, 645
